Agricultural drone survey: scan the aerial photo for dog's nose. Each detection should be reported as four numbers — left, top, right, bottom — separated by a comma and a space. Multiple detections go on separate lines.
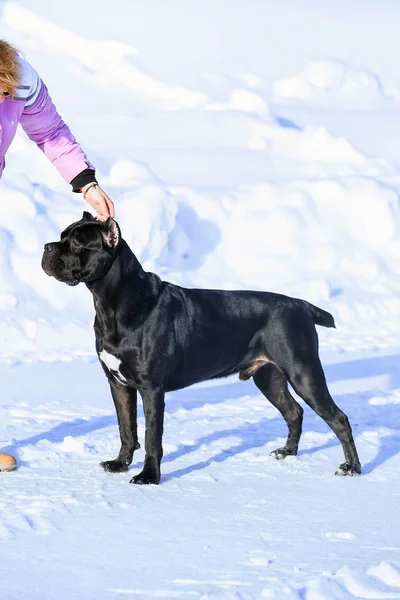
44, 243, 54, 253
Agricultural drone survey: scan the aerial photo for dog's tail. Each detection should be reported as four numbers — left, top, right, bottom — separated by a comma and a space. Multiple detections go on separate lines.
304, 301, 336, 329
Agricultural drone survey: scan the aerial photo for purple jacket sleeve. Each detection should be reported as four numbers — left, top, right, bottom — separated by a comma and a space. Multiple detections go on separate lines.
19, 81, 95, 186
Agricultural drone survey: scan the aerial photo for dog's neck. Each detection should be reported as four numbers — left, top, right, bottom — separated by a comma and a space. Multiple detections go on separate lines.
86, 240, 163, 346
86, 240, 145, 298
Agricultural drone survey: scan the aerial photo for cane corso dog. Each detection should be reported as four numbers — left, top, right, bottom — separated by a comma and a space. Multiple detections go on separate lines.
42, 212, 361, 484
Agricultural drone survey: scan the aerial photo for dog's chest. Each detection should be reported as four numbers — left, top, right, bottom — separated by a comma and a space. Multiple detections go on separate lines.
99, 349, 127, 385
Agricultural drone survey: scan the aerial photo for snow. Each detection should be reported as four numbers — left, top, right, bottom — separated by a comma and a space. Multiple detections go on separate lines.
1, 0, 400, 598
2, 357, 400, 598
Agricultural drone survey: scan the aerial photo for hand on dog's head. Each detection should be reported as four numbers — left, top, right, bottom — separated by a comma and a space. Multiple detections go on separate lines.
42, 212, 121, 286
81, 211, 120, 248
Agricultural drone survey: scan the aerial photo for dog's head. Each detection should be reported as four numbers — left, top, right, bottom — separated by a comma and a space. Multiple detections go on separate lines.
41, 212, 121, 286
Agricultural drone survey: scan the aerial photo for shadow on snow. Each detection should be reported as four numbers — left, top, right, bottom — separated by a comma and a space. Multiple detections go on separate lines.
1, 353, 399, 478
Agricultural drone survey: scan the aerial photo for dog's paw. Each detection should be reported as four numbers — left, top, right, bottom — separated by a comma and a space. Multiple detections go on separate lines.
100, 459, 129, 473
335, 462, 361, 477
270, 446, 297, 460
129, 469, 160, 485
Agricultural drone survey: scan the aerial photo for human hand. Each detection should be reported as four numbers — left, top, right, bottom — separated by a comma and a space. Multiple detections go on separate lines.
82, 183, 115, 221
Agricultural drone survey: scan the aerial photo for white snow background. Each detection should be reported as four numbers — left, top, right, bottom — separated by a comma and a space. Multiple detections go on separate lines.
1, 1, 400, 598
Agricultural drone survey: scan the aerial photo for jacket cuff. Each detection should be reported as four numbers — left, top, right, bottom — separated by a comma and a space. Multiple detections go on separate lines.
70, 169, 98, 193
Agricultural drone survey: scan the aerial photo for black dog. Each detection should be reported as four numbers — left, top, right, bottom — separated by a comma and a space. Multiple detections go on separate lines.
42, 212, 361, 484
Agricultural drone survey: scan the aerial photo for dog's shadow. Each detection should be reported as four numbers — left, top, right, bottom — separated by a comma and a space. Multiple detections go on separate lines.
0, 416, 115, 457
2, 354, 399, 479
163, 353, 400, 480
161, 416, 281, 483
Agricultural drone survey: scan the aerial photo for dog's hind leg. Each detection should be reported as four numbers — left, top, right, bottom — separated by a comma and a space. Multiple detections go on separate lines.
286, 359, 361, 476
266, 309, 361, 475
101, 382, 140, 473
253, 363, 303, 460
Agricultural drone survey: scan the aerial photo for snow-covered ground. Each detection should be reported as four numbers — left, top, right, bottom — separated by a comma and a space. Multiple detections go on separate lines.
1, 1, 400, 598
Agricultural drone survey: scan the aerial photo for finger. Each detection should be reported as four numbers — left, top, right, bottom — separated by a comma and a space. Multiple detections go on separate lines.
106, 198, 115, 218
93, 195, 107, 216
97, 198, 109, 217
85, 189, 114, 219
97, 192, 114, 218
86, 198, 105, 219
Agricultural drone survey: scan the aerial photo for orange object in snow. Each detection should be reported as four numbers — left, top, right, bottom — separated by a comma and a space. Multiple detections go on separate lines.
0, 452, 17, 472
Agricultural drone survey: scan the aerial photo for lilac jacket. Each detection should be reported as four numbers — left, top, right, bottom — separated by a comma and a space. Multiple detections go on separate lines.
0, 56, 95, 187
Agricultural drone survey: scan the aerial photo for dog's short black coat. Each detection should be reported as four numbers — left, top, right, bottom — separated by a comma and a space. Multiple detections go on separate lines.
42, 213, 361, 484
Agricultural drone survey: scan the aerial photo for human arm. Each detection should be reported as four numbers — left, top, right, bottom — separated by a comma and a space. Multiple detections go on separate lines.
17, 57, 114, 219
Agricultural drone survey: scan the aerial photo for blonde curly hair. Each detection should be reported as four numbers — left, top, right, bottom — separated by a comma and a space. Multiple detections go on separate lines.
0, 39, 21, 96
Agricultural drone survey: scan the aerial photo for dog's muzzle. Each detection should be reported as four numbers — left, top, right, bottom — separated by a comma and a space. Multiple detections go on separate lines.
41, 243, 79, 284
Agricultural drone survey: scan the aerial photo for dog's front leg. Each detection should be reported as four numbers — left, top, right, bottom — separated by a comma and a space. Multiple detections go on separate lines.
101, 382, 140, 473
130, 387, 165, 485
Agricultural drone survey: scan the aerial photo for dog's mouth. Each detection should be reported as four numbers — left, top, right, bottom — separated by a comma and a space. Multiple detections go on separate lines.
41, 254, 81, 286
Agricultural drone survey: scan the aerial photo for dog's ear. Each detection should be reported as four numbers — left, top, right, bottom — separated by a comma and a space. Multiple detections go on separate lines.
82, 211, 95, 221
101, 218, 120, 249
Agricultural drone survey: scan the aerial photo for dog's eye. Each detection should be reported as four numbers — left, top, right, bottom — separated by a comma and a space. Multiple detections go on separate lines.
70, 234, 83, 252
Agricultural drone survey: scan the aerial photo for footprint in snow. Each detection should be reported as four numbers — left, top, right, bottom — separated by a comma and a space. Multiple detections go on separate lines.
325, 531, 357, 542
